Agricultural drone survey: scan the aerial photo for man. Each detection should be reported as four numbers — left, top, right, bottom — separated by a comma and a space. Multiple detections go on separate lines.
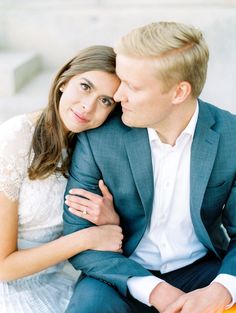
63, 21, 236, 313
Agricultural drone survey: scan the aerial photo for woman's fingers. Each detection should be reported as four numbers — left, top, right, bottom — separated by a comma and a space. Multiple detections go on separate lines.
65, 195, 99, 211
98, 180, 113, 200
65, 182, 118, 225
68, 205, 91, 216
68, 188, 100, 202
68, 207, 97, 224
68, 181, 113, 202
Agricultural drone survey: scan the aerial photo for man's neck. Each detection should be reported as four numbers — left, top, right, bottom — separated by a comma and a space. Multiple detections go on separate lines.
154, 99, 197, 146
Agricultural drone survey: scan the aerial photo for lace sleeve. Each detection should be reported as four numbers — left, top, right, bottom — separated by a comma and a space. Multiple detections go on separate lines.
0, 115, 33, 201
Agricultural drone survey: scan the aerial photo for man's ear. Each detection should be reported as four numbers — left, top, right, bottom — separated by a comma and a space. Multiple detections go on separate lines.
172, 81, 192, 104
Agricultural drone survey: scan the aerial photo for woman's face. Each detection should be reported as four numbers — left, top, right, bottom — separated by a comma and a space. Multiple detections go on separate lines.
59, 70, 120, 133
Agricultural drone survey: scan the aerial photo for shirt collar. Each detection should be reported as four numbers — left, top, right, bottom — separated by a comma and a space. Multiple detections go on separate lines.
182, 101, 199, 137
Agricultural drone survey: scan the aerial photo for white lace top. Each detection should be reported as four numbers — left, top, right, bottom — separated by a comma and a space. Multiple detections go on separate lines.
0, 114, 75, 313
0, 114, 67, 243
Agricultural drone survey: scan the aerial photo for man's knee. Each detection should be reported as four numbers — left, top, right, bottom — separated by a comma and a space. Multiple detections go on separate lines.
65, 276, 132, 313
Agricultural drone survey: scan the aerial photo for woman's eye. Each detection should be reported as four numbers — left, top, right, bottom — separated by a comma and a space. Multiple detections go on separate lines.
80, 83, 90, 91
100, 97, 113, 106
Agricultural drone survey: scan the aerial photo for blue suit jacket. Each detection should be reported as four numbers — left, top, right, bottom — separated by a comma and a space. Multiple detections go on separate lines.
63, 99, 236, 296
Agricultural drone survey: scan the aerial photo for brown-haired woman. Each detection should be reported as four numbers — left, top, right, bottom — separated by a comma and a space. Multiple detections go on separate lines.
0, 45, 122, 313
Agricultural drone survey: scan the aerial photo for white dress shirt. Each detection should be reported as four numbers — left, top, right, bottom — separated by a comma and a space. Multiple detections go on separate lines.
127, 103, 236, 307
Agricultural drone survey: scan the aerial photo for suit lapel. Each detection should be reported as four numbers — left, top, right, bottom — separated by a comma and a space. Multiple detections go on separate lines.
190, 101, 220, 254
124, 128, 154, 222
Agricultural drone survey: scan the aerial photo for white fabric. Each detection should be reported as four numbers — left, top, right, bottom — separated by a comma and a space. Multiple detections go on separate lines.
128, 104, 208, 305
212, 274, 236, 309
0, 115, 75, 313
127, 276, 163, 306
129, 104, 207, 273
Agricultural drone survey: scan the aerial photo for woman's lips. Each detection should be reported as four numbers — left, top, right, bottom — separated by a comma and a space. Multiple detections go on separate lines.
72, 110, 90, 123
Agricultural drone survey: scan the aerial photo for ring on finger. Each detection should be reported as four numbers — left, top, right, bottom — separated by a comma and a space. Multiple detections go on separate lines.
82, 209, 87, 215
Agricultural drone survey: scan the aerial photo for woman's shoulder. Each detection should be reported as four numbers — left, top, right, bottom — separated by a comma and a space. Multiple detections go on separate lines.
0, 113, 36, 152
0, 113, 33, 132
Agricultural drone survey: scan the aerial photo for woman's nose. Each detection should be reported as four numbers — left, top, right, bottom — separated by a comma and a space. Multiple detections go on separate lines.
81, 99, 94, 111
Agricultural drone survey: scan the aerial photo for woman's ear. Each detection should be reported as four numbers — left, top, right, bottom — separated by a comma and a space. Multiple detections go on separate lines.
59, 85, 65, 92
172, 81, 192, 104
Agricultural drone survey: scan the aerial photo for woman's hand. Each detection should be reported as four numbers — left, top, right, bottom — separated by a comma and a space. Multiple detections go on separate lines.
65, 180, 120, 226
86, 225, 123, 252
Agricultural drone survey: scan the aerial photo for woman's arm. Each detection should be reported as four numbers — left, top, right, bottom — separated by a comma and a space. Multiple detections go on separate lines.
0, 192, 123, 281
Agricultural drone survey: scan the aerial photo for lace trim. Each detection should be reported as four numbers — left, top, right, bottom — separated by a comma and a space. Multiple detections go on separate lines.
0, 114, 34, 201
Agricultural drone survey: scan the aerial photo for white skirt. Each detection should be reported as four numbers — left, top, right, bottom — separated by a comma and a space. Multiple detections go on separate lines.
0, 266, 75, 313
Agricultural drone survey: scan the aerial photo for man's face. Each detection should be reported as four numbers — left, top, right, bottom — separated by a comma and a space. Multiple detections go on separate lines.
114, 54, 176, 130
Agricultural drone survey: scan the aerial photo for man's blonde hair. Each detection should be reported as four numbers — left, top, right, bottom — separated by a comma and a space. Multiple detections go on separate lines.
114, 22, 209, 98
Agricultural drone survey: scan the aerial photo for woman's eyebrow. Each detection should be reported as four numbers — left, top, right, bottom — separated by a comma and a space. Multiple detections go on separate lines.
80, 77, 115, 101
81, 78, 95, 89
105, 96, 115, 102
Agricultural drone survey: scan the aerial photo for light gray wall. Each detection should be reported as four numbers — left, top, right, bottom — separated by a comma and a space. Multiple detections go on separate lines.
0, 0, 235, 112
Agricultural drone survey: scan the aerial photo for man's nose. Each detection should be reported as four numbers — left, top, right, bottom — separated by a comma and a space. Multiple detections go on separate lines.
114, 84, 126, 102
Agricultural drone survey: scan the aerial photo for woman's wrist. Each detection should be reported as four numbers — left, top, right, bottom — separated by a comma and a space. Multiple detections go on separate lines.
76, 226, 97, 250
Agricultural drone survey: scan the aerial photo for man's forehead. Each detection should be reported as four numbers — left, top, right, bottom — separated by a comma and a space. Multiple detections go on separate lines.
116, 54, 157, 80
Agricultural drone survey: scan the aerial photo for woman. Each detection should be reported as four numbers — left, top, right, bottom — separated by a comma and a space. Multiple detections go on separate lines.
0, 45, 122, 313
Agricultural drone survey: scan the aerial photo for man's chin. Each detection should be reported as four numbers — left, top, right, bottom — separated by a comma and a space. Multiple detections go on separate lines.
121, 115, 133, 127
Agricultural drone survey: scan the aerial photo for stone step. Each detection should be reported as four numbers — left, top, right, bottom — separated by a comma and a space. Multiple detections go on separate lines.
0, 69, 54, 124
0, 51, 42, 96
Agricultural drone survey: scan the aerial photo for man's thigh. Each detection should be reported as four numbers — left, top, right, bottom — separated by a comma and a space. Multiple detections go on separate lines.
127, 253, 221, 313
65, 275, 155, 313
159, 252, 222, 292
66, 254, 221, 313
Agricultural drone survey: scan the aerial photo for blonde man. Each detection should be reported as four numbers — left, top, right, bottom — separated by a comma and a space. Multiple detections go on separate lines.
64, 22, 236, 313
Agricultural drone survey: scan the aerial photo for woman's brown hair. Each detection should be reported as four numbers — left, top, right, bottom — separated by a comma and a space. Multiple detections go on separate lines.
28, 45, 117, 180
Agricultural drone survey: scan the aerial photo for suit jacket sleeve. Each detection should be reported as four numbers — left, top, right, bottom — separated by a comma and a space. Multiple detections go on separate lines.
63, 132, 151, 296
220, 177, 236, 276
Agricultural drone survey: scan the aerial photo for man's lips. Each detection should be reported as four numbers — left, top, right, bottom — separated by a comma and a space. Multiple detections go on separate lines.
121, 105, 132, 112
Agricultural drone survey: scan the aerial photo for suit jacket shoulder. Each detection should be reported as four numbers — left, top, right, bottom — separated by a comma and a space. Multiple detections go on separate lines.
199, 99, 236, 134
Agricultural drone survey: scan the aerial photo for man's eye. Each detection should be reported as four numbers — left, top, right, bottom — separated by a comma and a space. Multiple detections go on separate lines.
80, 83, 90, 91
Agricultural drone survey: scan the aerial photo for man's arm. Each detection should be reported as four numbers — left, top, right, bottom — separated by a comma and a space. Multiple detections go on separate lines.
63, 132, 151, 296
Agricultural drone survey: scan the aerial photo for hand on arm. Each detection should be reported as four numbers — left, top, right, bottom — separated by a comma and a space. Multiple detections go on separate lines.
88, 224, 123, 252
65, 179, 120, 225
163, 282, 232, 313
63, 132, 152, 296
0, 192, 123, 281
149, 281, 185, 312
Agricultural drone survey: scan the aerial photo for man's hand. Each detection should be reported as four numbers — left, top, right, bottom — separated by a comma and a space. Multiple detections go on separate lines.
149, 282, 185, 312
163, 282, 232, 313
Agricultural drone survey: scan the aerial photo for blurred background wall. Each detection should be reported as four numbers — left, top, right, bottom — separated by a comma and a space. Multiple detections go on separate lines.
0, 0, 235, 124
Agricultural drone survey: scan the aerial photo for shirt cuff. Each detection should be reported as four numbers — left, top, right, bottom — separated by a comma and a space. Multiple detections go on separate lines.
212, 274, 236, 309
127, 276, 164, 306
